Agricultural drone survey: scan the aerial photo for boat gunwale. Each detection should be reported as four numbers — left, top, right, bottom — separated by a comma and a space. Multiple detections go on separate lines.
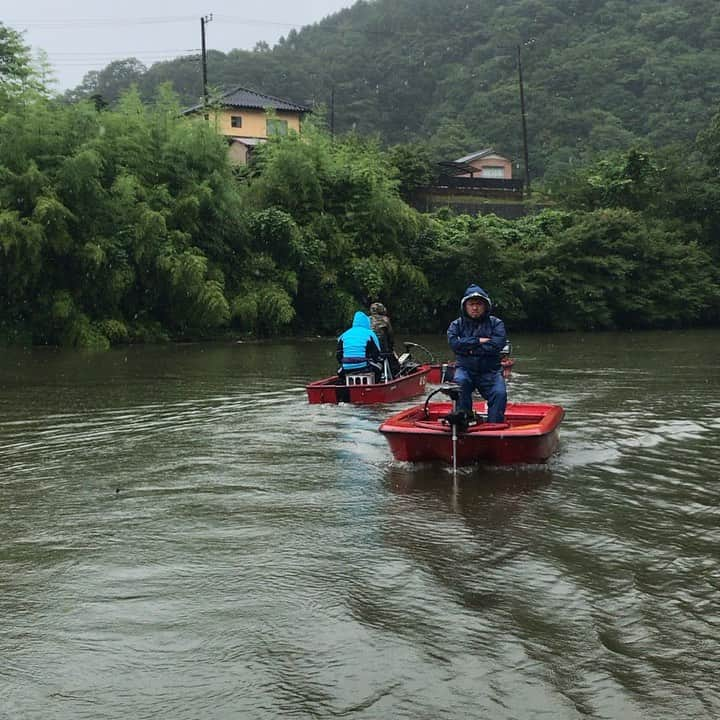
379, 402, 564, 438
306, 364, 430, 390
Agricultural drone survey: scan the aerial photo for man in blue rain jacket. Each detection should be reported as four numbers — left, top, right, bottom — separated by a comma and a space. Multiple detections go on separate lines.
336, 311, 383, 381
447, 284, 507, 423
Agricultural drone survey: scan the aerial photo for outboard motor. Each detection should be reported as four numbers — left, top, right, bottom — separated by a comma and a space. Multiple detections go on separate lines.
423, 384, 475, 430
440, 384, 464, 475
436, 384, 469, 433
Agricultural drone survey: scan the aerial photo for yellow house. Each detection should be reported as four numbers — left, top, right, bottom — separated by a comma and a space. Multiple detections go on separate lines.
184, 86, 311, 164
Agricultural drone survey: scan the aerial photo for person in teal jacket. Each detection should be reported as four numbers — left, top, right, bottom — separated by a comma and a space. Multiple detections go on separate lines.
336, 312, 382, 381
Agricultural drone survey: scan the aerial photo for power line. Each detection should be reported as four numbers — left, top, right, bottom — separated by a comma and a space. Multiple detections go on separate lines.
8, 15, 304, 30
43, 60, 199, 68
8, 13, 423, 38
8, 16, 200, 28
34, 52, 200, 63
44, 50, 199, 57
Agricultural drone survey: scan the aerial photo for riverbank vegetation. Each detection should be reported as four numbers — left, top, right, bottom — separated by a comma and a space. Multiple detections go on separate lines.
1, 21, 719, 347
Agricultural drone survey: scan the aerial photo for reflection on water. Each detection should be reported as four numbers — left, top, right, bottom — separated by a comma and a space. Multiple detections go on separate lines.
385, 461, 553, 497
1, 331, 719, 719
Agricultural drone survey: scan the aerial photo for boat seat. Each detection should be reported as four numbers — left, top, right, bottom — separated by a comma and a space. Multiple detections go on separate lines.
413, 420, 510, 432
467, 422, 510, 432
346, 372, 375, 386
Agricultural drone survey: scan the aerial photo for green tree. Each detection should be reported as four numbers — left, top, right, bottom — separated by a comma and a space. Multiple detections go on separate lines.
554, 149, 664, 211
386, 142, 436, 197
64, 58, 148, 106
1, 23, 43, 107
0, 85, 248, 347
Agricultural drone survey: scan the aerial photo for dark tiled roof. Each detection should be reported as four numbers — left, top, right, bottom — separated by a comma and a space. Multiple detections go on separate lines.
184, 86, 311, 114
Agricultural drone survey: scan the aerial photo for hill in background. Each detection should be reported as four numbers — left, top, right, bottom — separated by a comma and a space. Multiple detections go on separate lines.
65, 0, 720, 179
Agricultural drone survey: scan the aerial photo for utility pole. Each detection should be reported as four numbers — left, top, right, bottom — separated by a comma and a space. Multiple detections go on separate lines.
517, 44, 531, 197
201, 14, 213, 109
330, 85, 335, 138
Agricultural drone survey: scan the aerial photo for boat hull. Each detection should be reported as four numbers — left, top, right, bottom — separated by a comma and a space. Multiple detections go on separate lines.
379, 401, 564, 465
427, 359, 514, 383
306, 366, 430, 404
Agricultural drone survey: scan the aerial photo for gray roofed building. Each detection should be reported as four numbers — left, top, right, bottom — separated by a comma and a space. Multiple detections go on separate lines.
454, 149, 495, 164
183, 86, 311, 115
182, 85, 311, 165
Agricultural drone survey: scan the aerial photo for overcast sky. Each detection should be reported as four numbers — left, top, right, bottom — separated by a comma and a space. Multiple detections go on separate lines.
6, 0, 355, 91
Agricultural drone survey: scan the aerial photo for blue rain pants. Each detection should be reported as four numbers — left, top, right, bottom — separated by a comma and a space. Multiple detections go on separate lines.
453, 367, 507, 423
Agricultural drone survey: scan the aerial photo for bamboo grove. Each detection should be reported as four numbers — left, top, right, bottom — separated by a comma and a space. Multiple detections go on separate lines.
2, 27, 720, 347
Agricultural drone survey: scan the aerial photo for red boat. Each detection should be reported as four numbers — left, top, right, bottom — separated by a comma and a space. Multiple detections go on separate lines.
426, 358, 514, 383
379, 400, 564, 465
306, 365, 430, 404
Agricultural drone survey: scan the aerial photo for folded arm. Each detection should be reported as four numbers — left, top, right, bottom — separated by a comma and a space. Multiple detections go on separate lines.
448, 318, 506, 355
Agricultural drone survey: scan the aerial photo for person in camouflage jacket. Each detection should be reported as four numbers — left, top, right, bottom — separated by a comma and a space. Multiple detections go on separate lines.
369, 302, 400, 377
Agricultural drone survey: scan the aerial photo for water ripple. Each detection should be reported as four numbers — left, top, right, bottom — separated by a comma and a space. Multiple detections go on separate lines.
2, 335, 720, 719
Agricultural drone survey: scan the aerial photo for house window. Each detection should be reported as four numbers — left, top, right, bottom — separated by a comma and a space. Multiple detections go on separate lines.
231, 115, 243, 128
481, 165, 505, 179
266, 118, 288, 136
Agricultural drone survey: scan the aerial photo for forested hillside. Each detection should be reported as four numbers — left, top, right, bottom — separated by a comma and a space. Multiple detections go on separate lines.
66, 0, 720, 179
3, 18, 720, 348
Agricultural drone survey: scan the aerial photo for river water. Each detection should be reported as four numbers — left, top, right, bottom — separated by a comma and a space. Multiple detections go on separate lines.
1, 331, 718, 719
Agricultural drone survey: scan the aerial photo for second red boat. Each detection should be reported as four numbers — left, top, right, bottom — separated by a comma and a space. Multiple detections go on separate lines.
306, 365, 430, 404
